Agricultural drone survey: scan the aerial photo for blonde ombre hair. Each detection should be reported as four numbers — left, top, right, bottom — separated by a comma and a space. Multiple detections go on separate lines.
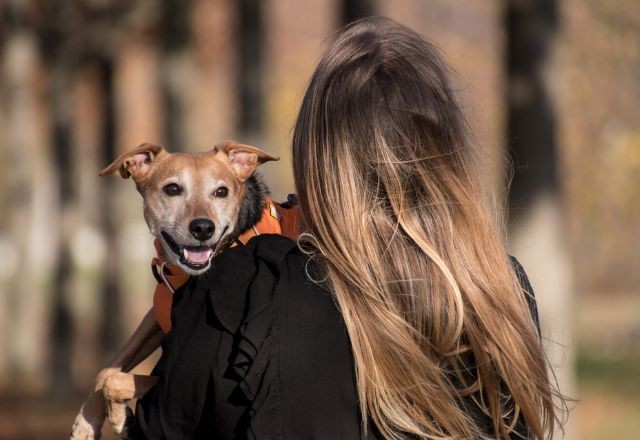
292, 18, 563, 439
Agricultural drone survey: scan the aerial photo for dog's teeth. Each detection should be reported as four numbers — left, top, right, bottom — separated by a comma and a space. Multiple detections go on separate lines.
183, 248, 189, 260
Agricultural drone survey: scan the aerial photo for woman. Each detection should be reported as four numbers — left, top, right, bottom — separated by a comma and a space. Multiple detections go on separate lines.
133, 17, 562, 439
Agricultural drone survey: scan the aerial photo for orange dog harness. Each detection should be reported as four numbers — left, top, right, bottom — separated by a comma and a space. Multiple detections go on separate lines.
151, 197, 301, 333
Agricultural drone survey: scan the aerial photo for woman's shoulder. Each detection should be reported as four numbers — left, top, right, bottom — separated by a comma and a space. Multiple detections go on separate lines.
246, 234, 331, 299
207, 233, 340, 333
244, 233, 351, 367
274, 239, 339, 314
245, 233, 300, 264
507, 255, 540, 333
508, 255, 533, 293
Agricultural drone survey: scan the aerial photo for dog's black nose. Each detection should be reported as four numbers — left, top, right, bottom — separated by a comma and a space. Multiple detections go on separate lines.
189, 218, 215, 241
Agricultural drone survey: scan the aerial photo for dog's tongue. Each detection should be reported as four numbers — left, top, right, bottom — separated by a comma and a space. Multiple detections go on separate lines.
184, 247, 212, 264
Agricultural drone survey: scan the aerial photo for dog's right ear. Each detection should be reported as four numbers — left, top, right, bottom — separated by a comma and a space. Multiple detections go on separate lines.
99, 143, 166, 181
213, 140, 279, 182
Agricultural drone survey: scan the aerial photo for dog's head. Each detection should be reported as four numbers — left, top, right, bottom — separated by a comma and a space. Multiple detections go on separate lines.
100, 140, 279, 274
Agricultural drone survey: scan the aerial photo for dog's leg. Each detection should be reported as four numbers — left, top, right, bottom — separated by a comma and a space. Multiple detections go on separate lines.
101, 372, 159, 437
102, 327, 164, 438
70, 309, 163, 440
108, 308, 164, 372
119, 321, 164, 373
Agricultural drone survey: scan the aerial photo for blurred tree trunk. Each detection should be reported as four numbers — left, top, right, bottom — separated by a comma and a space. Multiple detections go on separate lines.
97, 58, 124, 364
238, 0, 264, 137
1, 20, 55, 388
506, 0, 559, 211
504, 0, 575, 438
44, 1, 79, 396
1, 30, 42, 384
342, 0, 376, 24
159, 0, 192, 151
49, 60, 75, 396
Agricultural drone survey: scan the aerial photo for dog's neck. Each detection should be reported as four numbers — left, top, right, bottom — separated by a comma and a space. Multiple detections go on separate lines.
233, 173, 269, 238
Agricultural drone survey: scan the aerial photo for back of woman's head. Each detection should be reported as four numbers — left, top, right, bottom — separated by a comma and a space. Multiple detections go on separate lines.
293, 17, 561, 439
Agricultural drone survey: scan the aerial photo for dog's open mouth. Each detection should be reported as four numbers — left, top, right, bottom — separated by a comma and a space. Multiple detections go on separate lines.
161, 231, 217, 270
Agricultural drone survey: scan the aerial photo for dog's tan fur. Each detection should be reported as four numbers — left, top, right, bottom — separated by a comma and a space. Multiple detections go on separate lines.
70, 141, 278, 439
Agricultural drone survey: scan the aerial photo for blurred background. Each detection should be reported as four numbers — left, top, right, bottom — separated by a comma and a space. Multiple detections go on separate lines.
0, 0, 638, 439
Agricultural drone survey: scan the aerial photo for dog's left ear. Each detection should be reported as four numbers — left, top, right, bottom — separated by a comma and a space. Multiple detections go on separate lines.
100, 143, 166, 181
213, 140, 279, 182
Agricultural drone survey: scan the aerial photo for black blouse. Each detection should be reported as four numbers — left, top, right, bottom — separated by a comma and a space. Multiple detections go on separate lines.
132, 234, 538, 439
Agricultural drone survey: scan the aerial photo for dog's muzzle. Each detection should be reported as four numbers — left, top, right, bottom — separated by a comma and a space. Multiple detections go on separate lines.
161, 226, 229, 271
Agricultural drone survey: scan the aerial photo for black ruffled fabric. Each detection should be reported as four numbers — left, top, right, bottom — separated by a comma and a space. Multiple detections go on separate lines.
207, 236, 295, 438
132, 234, 368, 439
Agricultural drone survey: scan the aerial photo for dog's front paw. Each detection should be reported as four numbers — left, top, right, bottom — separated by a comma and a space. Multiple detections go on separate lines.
70, 400, 103, 440
106, 402, 134, 438
70, 369, 120, 440
103, 372, 136, 436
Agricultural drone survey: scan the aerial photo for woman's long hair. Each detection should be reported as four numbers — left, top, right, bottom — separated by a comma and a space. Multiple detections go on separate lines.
292, 17, 562, 439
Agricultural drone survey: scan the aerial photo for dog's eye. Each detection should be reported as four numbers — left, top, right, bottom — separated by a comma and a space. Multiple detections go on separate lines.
163, 183, 182, 196
214, 187, 229, 198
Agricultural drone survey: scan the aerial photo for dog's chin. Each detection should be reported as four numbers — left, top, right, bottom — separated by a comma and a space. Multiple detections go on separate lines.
159, 230, 225, 275
172, 257, 212, 276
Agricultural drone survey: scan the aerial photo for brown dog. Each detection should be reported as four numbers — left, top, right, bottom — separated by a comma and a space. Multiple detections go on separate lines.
70, 141, 279, 439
